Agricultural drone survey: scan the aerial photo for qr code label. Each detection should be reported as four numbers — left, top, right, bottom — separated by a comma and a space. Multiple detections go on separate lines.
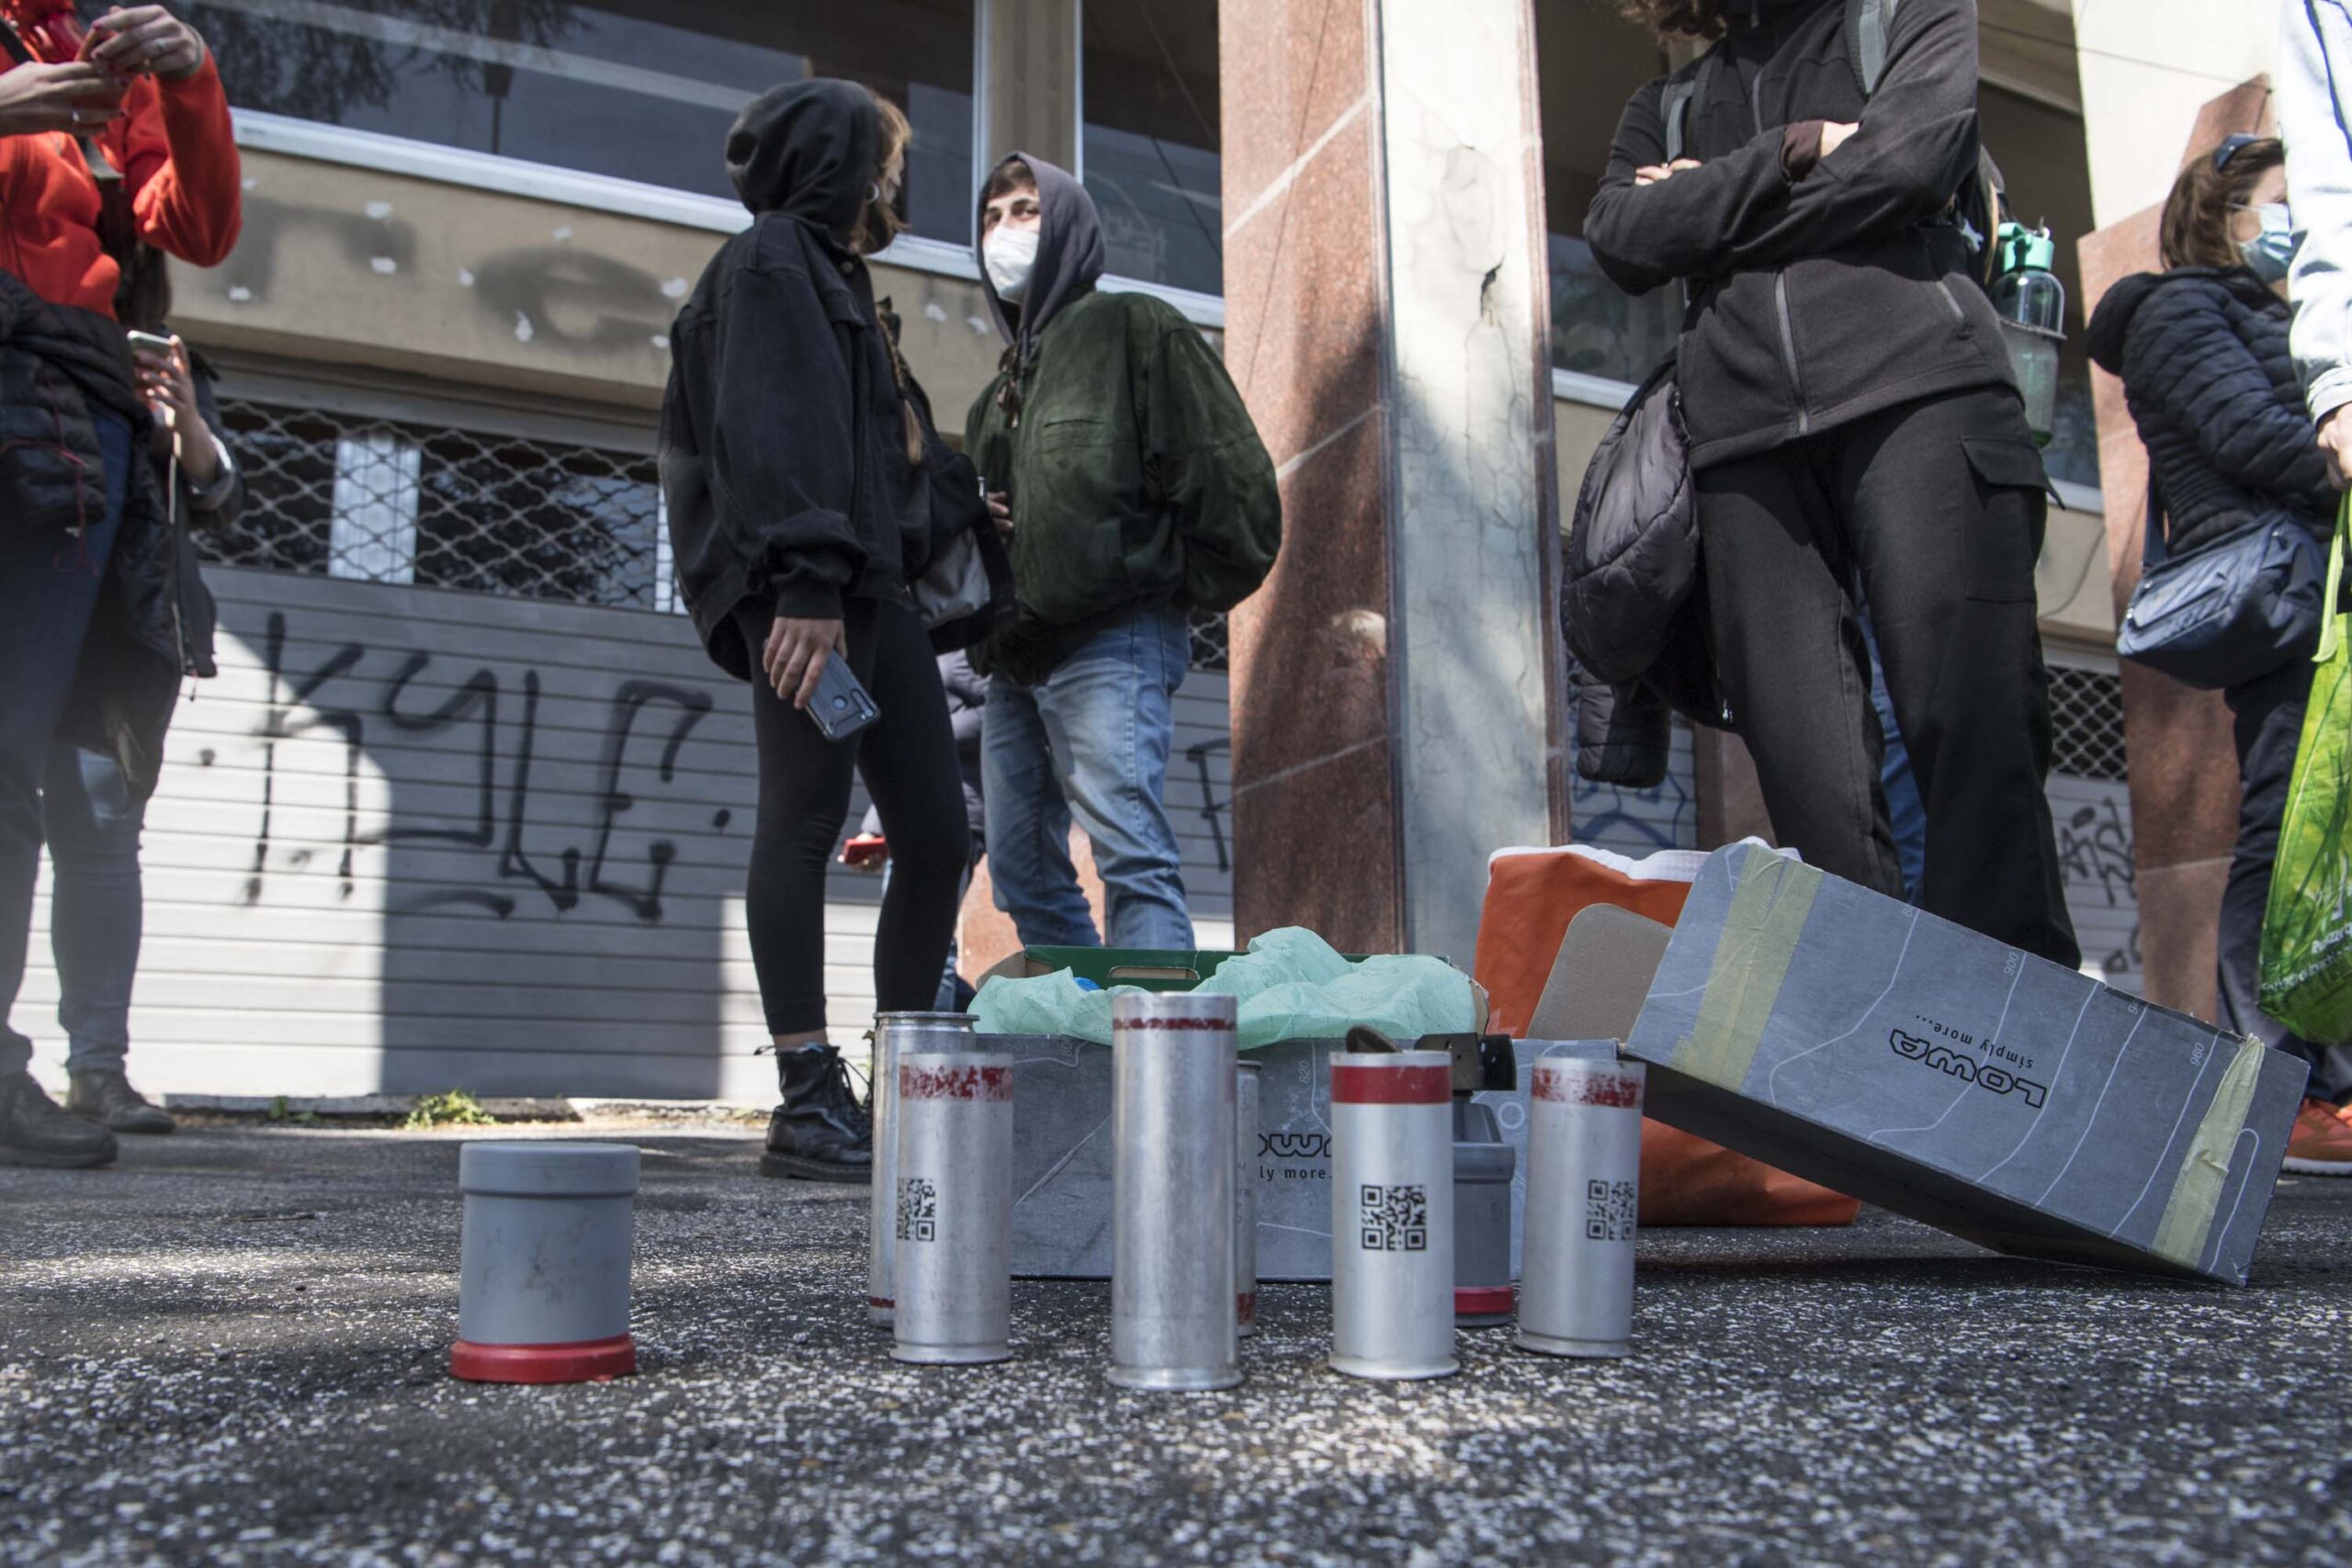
1359, 1183, 1428, 1252
1586, 1178, 1636, 1243
896, 1178, 937, 1243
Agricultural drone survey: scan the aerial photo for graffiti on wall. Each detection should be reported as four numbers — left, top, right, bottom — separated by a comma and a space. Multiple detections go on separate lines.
242, 612, 714, 923
2056, 792, 2142, 986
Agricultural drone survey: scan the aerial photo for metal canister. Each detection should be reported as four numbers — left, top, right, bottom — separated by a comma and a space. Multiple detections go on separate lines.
1329, 1049, 1457, 1381
890, 1051, 1014, 1366
867, 1011, 977, 1329
1453, 1097, 1518, 1326
1236, 1061, 1261, 1338
1109, 991, 1239, 1392
451, 1143, 639, 1383
1518, 1055, 1645, 1359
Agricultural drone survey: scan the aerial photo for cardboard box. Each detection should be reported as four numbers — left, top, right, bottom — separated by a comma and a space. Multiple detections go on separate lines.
1001, 1033, 1606, 1280
1622, 843, 2307, 1284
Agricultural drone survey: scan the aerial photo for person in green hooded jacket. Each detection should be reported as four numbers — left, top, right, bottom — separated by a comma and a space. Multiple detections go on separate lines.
967, 152, 1279, 949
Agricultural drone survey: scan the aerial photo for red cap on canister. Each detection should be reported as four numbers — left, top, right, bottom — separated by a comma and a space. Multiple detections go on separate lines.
1330, 1055, 1451, 1105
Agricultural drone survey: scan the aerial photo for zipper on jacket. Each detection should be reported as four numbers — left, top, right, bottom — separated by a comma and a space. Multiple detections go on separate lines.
1774, 273, 1809, 437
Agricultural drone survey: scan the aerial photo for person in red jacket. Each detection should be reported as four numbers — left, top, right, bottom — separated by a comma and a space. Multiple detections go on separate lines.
0, 2, 239, 1170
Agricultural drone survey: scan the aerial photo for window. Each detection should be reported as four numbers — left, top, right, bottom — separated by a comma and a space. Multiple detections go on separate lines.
188, 0, 978, 245
1081, 0, 1222, 296
1535, 1, 1680, 384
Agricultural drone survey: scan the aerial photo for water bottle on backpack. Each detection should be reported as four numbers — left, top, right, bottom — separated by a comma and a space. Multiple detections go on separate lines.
1990, 222, 2066, 446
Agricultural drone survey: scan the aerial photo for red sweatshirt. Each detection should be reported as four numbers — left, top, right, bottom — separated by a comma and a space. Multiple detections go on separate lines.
0, 2, 242, 318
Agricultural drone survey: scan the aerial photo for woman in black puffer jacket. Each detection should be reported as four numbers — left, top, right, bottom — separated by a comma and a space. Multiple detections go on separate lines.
2086, 134, 2352, 1168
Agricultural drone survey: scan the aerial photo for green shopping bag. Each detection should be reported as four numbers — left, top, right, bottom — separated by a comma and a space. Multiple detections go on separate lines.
2261, 496, 2352, 1043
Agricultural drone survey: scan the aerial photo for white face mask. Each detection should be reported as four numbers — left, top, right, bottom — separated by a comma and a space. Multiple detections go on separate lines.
984, 226, 1040, 303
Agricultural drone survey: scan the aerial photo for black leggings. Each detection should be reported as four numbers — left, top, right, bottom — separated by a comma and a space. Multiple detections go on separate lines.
735, 597, 968, 1035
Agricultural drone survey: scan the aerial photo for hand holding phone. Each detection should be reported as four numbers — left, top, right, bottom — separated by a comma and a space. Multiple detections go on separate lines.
126, 330, 188, 430
808, 654, 880, 743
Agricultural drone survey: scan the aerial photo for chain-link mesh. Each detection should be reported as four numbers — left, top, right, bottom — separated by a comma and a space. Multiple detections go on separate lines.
2050, 665, 2128, 783
1188, 609, 1229, 672
209, 394, 1238, 671
203, 399, 666, 611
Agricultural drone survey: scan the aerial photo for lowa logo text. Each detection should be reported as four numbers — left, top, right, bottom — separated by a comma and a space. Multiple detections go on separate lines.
1888, 1029, 2049, 1110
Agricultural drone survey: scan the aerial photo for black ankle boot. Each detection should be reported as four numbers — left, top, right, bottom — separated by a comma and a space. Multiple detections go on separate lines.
759, 1045, 872, 1182
67, 1069, 176, 1134
0, 1071, 119, 1168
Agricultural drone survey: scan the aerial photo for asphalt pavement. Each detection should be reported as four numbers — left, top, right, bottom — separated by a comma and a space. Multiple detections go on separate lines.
3, 1123, 2348, 1566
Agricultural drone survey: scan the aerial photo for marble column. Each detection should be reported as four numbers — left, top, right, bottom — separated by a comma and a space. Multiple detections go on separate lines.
1220, 0, 1564, 961
2077, 78, 2272, 1021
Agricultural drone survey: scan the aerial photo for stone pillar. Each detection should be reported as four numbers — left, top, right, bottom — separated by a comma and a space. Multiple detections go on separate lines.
982, 0, 1080, 173
1220, 0, 1564, 961
2076, 79, 2272, 1021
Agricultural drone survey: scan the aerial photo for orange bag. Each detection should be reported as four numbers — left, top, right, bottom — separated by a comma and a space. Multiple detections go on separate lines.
1475, 844, 1860, 1226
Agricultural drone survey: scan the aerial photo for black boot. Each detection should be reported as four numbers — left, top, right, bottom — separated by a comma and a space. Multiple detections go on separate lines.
0, 1071, 119, 1168
759, 1045, 872, 1182
67, 1069, 176, 1135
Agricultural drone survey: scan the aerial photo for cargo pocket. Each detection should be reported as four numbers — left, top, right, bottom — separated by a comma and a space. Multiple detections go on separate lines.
1960, 434, 2049, 604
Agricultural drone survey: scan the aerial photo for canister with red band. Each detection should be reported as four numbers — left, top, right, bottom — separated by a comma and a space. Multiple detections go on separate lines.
450, 1143, 639, 1384
1329, 1049, 1457, 1381
867, 1011, 978, 1329
1517, 1055, 1645, 1359
891, 1052, 1015, 1366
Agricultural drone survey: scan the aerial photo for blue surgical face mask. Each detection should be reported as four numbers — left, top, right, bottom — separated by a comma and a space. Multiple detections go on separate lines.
2242, 202, 2295, 283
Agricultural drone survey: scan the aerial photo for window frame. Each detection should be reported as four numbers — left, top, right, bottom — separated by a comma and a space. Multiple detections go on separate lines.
222, 0, 1226, 330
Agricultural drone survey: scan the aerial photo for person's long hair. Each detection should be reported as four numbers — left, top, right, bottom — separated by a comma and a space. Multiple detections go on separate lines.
850, 89, 912, 257
1617, 0, 1726, 39
2160, 137, 2284, 273
849, 89, 926, 467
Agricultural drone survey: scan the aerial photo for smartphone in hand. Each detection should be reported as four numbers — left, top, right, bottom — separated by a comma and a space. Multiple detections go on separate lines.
808, 653, 880, 744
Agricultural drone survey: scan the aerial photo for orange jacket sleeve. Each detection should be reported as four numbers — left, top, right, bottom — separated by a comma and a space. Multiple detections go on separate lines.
110, 52, 243, 267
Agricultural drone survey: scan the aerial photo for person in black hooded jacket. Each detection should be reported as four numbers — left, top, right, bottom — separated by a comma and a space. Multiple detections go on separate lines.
1583, 0, 2077, 967
660, 80, 968, 1182
2086, 134, 2352, 1173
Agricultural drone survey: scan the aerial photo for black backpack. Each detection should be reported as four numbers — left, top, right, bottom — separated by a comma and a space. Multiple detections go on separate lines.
1661, 0, 2007, 287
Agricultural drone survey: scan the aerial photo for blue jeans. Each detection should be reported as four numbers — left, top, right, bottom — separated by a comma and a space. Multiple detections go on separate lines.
983, 606, 1193, 950
44, 743, 145, 1074
0, 411, 133, 1077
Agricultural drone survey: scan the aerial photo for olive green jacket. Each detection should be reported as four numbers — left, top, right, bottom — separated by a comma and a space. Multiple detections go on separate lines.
963, 288, 1280, 683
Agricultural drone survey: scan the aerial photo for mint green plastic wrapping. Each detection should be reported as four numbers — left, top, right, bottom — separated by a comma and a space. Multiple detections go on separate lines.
968, 927, 1477, 1048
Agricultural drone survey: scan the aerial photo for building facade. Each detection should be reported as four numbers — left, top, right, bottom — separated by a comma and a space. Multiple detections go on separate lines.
17, 0, 2137, 1103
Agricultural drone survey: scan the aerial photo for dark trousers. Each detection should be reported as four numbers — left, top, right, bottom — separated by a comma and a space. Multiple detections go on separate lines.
2221, 660, 2349, 1100
1695, 387, 2081, 967
733, 597, 967, 1036
0, 412, 132, 1077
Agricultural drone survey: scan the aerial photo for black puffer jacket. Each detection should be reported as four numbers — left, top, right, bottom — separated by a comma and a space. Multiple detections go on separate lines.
2086, 266, 2333, 555
0, 270, 180, 796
